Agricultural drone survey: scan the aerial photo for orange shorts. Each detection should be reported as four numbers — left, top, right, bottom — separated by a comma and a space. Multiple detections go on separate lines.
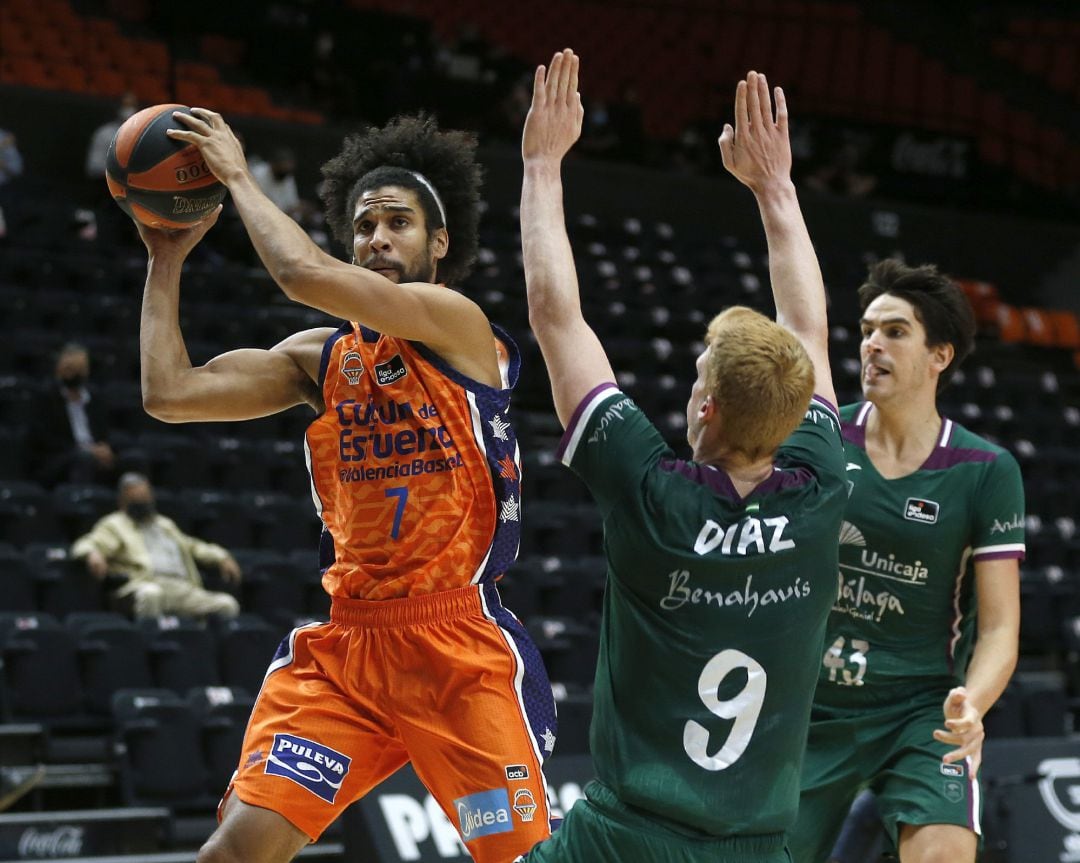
224, 583, 557, 862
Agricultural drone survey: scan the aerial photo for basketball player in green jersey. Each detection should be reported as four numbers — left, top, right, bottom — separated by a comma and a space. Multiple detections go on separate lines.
788, 262, 1025, 863
518, 54, 845, 862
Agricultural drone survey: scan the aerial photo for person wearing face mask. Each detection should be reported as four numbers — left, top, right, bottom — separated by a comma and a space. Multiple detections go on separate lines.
72, 472, 242, 619
22, 343, 118, 489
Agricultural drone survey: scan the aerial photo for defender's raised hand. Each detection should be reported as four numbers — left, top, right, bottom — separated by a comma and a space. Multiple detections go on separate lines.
719, 71, 792, 193
522, 48, 584, 165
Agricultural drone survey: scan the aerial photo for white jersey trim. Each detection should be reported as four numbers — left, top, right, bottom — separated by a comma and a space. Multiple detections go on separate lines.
478, 587, 554, 827
810, 395, 841, 426
968, 756, 982, 835
972, 542, 1026, 557
855, 401, 873, 426
263, 621, 324, 682
947, 547, 974, 661
561, 384, 620, 467
466, 390, 494, 585
303, 435, 324, 520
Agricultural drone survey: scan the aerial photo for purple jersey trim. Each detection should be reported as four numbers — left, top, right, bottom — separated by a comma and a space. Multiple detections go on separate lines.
657, 395, 833, 498
972, 549, 1025, 562
812, 394, 839, 419
658, 458, 817, 500
922, 446, 998, 470
409, 322, 521, 395
657, 459, 741, 500
842, 422, 867, 447
481, 583, 558, 765
316, 323, 352, 390
843, 403, 1000, 471
556, 382, 620, 462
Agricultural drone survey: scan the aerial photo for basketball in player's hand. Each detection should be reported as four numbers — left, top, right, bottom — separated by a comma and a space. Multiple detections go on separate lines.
105, 104, 227, 229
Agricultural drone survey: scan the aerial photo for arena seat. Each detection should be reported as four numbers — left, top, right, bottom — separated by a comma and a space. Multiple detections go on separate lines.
112, 688, 212, 807
0, 481, 58, 547
187, 685, 255, 795
25, 542, 110, 617
0, 543, 37, 612
0, 612, 83, 723
215, 613, 285, 696
141, 616, 222, 694
69, 612, 154, 716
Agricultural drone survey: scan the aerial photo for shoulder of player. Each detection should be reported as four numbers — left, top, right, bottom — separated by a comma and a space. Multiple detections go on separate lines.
943, 417, 1015, 462
269, 327, 339, 392
272, 326, 339, 352
838, 402, 861, 421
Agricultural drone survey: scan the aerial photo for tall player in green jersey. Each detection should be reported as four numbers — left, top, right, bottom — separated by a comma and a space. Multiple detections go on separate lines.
789, 260, 1025, 863
518, 54, 845, 862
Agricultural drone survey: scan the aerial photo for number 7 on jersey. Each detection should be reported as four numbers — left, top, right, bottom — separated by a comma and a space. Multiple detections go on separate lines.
385, 486, 409, 540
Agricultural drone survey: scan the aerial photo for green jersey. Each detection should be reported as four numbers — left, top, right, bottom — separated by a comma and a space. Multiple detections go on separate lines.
815, 402, 1026, 708
557, 384, 846, 838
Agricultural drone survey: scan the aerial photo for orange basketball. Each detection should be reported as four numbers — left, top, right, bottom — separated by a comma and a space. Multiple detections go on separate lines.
104, 103, 227, 228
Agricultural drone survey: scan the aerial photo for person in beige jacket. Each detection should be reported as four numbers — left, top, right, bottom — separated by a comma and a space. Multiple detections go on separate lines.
72, 472, 241, 619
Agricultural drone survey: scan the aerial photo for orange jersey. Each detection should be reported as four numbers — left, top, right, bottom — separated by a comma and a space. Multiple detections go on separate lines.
305, 322, 522, 600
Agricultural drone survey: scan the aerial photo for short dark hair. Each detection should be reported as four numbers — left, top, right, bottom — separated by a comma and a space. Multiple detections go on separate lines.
320, 114, 482, 285
858, 259, 976, 391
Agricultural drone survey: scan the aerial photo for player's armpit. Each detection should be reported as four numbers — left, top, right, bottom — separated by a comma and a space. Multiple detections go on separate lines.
143, 333, 323, 423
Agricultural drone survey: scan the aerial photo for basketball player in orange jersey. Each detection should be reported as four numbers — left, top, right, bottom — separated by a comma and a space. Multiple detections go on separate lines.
136, 113, 557, 863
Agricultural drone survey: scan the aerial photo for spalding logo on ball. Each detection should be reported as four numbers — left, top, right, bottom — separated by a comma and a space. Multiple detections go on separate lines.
105, 103, 227, 228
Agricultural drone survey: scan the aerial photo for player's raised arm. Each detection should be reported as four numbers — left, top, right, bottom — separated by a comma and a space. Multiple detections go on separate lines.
521, 49, 615, 427
137, 215, 322, 423
719, 71, 835, 409
166, 109, 499, 388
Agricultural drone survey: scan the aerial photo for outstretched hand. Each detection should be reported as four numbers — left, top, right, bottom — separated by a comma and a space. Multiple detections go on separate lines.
167, 108, 248, 186
522, 48, 584, 164
934, 686, 985, 776
719, 71, 792, 194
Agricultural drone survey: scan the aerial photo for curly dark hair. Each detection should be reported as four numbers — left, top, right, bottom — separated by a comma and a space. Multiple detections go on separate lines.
858, 258, 976, 391
320, 114, 483, 285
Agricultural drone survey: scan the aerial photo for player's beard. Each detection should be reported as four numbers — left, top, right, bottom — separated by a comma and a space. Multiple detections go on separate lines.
362, 246, 437, 284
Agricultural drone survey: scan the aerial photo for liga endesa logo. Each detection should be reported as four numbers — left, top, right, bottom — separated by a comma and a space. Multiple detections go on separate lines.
903, 497, 940, 524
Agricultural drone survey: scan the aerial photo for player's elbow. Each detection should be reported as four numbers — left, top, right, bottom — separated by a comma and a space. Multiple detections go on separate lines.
527, 291, 576, 333
142, 389, 187, 423
274, 259, 324, 302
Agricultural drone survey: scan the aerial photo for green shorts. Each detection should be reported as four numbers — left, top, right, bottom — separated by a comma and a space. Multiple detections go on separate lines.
520, 781, 790, 863
788, 694, 981, 863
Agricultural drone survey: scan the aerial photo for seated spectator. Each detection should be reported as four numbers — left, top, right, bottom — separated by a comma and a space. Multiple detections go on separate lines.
22, 343, 119, 489
72, 473, 241, 620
